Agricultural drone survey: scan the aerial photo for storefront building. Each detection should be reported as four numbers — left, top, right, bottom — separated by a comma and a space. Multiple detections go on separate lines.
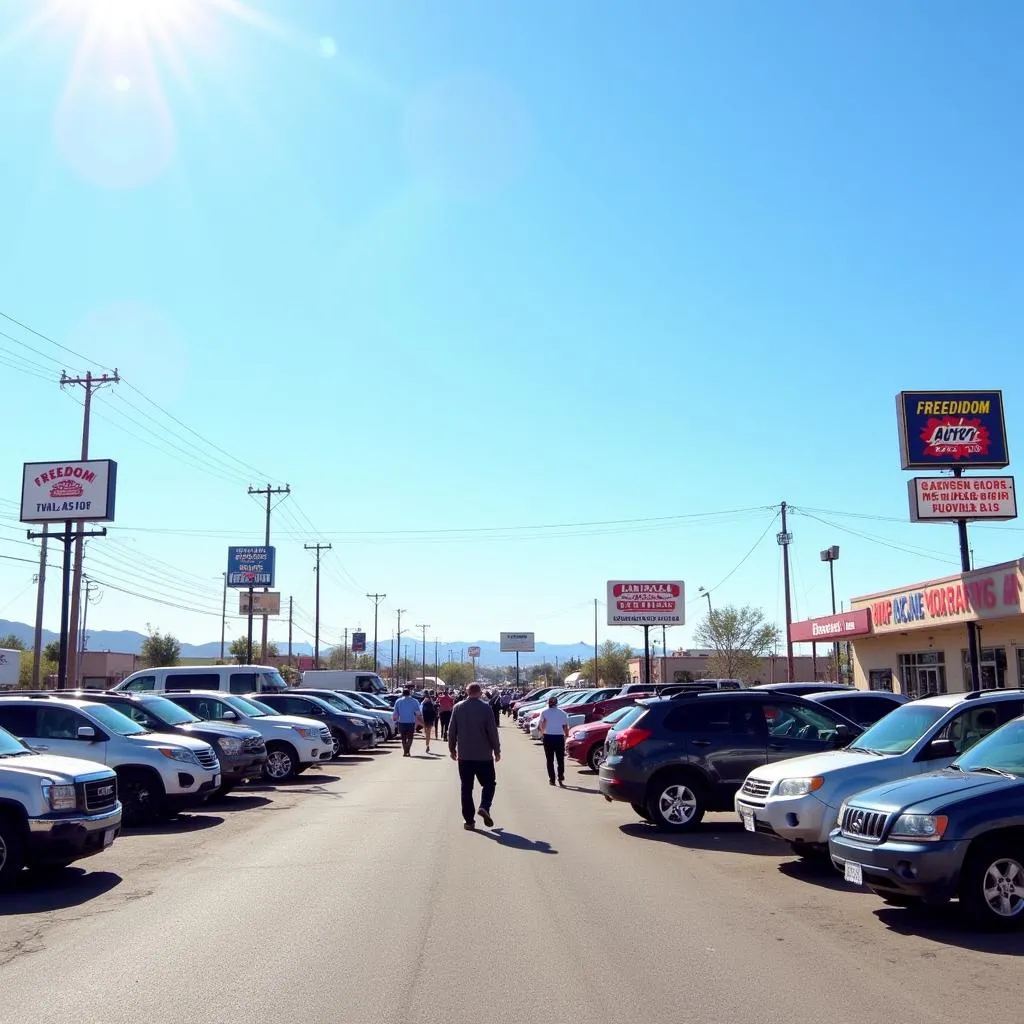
848, 558, 1024, 697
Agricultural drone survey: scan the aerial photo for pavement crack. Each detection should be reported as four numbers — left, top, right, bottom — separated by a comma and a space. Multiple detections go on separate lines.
0, 928, 45, 968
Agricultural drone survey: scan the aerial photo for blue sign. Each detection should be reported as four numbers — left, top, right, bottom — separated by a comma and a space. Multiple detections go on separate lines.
227, 546, 276, 588
897, 391, 1009, 470
352, 631, 367, 653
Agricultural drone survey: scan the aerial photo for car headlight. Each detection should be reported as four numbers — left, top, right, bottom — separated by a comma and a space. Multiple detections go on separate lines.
217, 737, 243, 755
42, 781, 77, 811
293, 727, 318, 739
890, 813, 948, 841
157, 746, 199, 765
775, 777, 825, 797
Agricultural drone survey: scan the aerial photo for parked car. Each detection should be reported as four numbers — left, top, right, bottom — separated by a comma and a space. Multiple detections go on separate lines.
254, 692, 377, 755
162, 691, 333, 781
599, 691, 860, 831
298, 689, 398, 739
752, 682, 855, 696
112, 664, 289, 695
576, 693, 653, 725
567, 706, 637, 771
829, 714, 1024, 929
512, 687, 560, 714
734, 689, 1023, 859
0, 693, 220, 825
804, 690, 908, 727
299, 670, 388, 695
67, 690, 267, 798
0, 723, 121, 886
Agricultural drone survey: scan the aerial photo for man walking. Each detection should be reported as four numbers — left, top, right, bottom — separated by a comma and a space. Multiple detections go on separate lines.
448, 682, 501, 830
537, 695, 570, 787
393, 688, 422, 757
437, 690, 455, 740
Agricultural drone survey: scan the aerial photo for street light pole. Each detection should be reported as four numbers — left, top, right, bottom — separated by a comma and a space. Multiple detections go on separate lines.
698, 587, 712, 616
821, 545, 841, 682
220, 572, 227, 662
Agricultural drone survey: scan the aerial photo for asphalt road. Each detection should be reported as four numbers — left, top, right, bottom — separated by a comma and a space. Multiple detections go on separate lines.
1, 725, 1022, 1024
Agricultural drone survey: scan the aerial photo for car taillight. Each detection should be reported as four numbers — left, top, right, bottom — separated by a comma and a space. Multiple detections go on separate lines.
615, 727, 651, 752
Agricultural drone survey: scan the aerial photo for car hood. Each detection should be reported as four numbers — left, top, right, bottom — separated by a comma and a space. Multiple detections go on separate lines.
848, 769, 1020, 815
3, 753, 117, 783
175, 722, 261, 741
128, 731, 213, 752
749, 748, 879, 782
259, 714, 326, 731
571, 722, 611, 737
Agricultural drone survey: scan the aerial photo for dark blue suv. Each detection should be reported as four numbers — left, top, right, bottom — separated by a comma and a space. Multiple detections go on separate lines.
829, 712, 1024, 929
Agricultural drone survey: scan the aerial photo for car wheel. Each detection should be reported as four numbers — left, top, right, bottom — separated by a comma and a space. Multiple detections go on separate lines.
631, 802, 652, 822
959, 845, 1024, 929
263, 743, 298, 781
646, 775, 706, 832
587, 744, 605, 772
118, 769, 165, 827
0, 814, 26, 889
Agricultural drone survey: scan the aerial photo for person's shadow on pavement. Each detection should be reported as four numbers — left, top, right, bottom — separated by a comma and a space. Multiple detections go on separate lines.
473, 828, 557, 854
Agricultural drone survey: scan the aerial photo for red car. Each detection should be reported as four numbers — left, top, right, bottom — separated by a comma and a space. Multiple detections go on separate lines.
567, 706, 638, 771
578, 692, 653, 725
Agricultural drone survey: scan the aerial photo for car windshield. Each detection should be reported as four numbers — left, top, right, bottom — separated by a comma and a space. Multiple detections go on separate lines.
955, 719, 1024, 776
343, 692, 375, 707
362, 695, 391, 709
322, 695, 359, 714
141, 697, 201, 726
559, 692, 591, 706
87, 703, 148, 736
259, 670, 289, 692
602, 707, 632, 725
222, 694, 269, 717
0, 725, 29, 757
848, 703, 948, 755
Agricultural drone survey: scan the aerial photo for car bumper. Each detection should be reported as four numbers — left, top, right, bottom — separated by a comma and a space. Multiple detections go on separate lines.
734, 792, 833, 845
166, 772, 221, 807
26, 804, 122, 864
828, 831, 969, 900
598, 768, 646, 806
566, 740, 589, 764
220, 753, 267, 783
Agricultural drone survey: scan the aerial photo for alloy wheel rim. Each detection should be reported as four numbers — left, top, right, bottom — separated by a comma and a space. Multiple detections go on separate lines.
0, 833, 7, 871
659, 785, 697, 824
983, 858, 1024, 918
266, 751, 292, 779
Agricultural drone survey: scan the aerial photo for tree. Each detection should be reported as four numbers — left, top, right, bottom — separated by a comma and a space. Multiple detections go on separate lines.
693, 605, 780, 683
279, 664, 299, 685
228, 638, 278, 665
140, 624, 181, 668
562, 657, 583, 674
529, 662, 562, 684
580, 640, 633, 687
43, 640, 61, 662
0, 634, 25, 651
438, 661, 475, 690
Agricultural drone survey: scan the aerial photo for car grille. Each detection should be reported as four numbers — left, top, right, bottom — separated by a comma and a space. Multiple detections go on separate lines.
195, 747, 220, 771
839, 805, 888, 842
80, 777, 118, 813
319, 727, 332, 744
242, 736, 265, 754
741, 778, 772, 800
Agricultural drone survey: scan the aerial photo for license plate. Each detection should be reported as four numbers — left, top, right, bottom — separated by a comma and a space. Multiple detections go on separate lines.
741, 809, 755, 833
103, 828, 116, 847
844, 861, 863, 886
213, 774, 221, 788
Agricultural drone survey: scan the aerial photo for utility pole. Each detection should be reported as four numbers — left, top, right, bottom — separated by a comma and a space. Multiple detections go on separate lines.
343, 627, 349, 670
78, 577, 99, 686
778, 501, 795, 682
32, 534, 48, 687
594, 598, 599, 686
395, 609, 407, 687
416, 624, 429, 686
62, 369, 119, 687
220, 572, 227, 661
434, 638, 439, 682
249, 483, 290, 660
367, 593, 386, 672
288, 596, 293, 666
304, 542, 331, 668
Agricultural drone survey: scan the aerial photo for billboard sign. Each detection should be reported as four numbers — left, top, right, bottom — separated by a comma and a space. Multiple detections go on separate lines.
467, 645, 481, 658
607, 580, 685, 626
239, 591, 281, 616
789, 609, 871, 643
499, 632, 534, 652
20, 459, 117, 523
897, 391, 1009, 469
909, 476, 1017, 523
352, 631, 367, 653
227, 546, 276, 588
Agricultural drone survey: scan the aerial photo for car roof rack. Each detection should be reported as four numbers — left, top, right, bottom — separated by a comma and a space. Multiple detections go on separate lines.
963, 687, 1024, 700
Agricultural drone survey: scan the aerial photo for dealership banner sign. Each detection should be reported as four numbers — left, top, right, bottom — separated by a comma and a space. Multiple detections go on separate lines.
20, 460, 117, 523
897, 390, 1009, 469
352, 631, 367, 653
909, 476, 1017, 523
499, 632, 534, 652
467, 646, 481, 658
239, 591, 281, 616
607, 580, 685, 626
227, 546, 276, 588
790, 609, 871, 643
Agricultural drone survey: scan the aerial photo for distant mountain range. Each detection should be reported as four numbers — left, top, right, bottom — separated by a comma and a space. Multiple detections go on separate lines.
0, 620, 632, 666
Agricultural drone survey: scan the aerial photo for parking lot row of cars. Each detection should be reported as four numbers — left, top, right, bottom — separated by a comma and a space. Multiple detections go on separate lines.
512, 680, 1024, 931
0, 669, 401, 886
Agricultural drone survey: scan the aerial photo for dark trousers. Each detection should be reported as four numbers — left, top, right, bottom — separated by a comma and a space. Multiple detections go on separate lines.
398, 724, 415, 754
459, 759, 496, 823
439, 711, 452, 739
542, 735, 565, 782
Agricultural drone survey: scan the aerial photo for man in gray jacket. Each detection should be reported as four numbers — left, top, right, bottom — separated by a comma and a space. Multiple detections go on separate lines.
448, 682, 501, 830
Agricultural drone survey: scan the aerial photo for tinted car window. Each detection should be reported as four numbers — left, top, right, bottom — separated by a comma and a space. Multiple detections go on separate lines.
665, 701, 758, 733
762, 702, 843, 740
166, 673, 220, 691
230, 672, 259, 694
0, 705, 37, 737
124, 674, 156, 692
613, 706, 648, 730
939, 703, 1020, 755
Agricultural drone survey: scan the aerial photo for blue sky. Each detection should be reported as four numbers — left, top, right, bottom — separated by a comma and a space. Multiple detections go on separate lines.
1, 0, 1022, 661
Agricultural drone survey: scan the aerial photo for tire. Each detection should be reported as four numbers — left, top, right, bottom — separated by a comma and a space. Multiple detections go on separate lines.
331, 730, 350, 757
587, 744, 605, 773
263, 743, 298, 781
117, 768, 165, 827
959, 844, 1024, 930
646, 774, 706, 832
631, 802, 652, 822
0, 814, 26, 889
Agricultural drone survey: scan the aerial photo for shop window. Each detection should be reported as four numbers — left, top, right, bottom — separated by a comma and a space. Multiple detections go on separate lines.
897, 652, 947, 699
868, 670, 894, 692
961, 648, 1007, 690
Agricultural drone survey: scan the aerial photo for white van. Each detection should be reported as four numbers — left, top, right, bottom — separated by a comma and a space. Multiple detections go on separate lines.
113, 664, 289, 695
300, 670, 387, 695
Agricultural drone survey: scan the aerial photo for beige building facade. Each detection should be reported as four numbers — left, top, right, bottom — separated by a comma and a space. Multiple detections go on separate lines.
849, 558, 1024, 697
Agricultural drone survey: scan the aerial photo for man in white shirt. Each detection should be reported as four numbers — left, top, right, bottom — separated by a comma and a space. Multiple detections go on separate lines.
537, 695, 571, 787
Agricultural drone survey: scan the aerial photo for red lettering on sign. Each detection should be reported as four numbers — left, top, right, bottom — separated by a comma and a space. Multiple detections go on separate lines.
873, 600, 892, 625
1005, 572, 1022, 607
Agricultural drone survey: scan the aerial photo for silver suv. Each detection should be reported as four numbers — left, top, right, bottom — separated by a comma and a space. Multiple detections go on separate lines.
0, 723, 121, 886
0, 694, 220, 826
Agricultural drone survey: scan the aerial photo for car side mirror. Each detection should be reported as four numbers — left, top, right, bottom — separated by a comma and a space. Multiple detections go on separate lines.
222, 710, 238, 721
925, 738, 956, 760
831, 724, 856, 747
77, 726, 97, 741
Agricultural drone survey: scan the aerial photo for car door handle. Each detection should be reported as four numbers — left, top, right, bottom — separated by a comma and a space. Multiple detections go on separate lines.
32, 744, 50, 750
768, 742, 788, 750
692, 739, 711, 747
